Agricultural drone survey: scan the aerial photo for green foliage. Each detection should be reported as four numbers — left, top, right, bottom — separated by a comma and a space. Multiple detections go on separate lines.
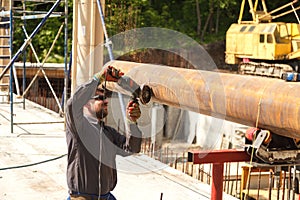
105, 0, 240, 43
11, 0, 300, 62
12, 0, 72, 63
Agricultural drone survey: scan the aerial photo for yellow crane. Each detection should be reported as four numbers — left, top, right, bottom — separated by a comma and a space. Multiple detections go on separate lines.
225, 0, 300, 81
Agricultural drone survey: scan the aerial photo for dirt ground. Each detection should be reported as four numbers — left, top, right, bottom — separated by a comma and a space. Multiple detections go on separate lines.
202, 40, 226, 68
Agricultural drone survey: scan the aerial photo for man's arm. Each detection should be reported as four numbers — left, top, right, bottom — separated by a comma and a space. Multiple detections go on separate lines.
128, 123, 142, 153
126, 100, 142, 153
65, 79, 99, 136
66, 65, 123, 135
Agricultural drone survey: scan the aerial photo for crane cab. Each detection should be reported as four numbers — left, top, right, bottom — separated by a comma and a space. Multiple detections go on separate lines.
225, 22, 296, 65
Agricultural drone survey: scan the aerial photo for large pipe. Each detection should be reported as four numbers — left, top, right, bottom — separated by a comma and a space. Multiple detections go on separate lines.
104, 60, 300, 139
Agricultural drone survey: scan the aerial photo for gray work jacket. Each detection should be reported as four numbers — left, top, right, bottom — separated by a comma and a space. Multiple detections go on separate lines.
65, 78, 142, 196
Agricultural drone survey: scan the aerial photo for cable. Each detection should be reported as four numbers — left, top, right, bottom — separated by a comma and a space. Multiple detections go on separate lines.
96, 0, 129, 141
0, 153, 67, 171
95, 1, 131, 198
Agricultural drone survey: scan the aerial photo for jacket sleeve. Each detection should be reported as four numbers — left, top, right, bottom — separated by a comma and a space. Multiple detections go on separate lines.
128, 123, 142, 153
113, 123, 142, 156
65, 79, 99, 137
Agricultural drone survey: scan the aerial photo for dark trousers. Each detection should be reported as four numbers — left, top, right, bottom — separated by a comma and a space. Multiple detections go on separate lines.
68, 192, 117, 200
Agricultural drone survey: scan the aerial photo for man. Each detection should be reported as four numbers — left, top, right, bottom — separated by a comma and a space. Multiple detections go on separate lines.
65, 65, 142, 200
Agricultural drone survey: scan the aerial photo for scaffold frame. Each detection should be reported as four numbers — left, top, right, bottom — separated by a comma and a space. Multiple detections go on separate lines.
0, 0, 69, 133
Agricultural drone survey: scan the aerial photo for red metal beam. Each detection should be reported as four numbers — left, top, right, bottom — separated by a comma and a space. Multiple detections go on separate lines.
188, 149, 250, 164
212, 163, 224, 200
188, 149, 251, 200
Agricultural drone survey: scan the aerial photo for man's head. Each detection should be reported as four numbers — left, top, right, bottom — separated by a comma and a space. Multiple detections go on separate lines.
92, 84, 112, 120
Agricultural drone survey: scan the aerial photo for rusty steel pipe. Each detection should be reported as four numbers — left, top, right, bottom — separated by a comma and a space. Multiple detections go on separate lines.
104, 60, 300, 139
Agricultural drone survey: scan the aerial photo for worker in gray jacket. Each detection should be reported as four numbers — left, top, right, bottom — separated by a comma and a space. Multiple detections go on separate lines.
66, 65, 142, 200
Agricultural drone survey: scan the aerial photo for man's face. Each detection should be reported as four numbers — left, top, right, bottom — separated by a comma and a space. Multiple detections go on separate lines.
93, 87, 110, 120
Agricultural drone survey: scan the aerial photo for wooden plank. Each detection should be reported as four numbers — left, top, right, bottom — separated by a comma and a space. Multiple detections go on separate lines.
242, 189, 299, 200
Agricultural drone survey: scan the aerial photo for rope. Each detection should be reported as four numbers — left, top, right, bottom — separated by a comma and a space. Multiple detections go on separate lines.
94, 1, 143, 197
98, 126, 103, 200
95, 0, 114, 197
244, 83, 268, 200
254, 84, 267, 129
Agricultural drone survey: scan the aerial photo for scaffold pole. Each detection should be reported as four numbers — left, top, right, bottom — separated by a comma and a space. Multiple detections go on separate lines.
0, 0, 62, 81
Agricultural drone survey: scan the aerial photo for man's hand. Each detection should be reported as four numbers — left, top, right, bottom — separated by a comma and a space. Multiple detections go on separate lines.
94, 65, 124, 83
126, 100, 141, 124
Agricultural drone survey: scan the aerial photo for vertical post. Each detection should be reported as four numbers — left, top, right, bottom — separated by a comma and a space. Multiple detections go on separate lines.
188, 150, 250, 200
96, 0, 129, 145
0, 0, 62, 81
70, 0, 77, 94
241, 166, 250, 200
9, 3, 13, 133
63, 0, 68, 115
22, 0, 27, 110
151, 103, 158, 155
211, 163, 224, 200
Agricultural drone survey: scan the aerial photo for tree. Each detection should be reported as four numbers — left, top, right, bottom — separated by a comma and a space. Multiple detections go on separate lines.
12, 0, 299, 63
196, 0, 201, 36
12, 0, 72, 63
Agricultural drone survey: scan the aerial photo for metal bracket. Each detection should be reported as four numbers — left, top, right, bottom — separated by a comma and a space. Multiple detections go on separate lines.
248, 130, 300, 164
252, 130, 268, 149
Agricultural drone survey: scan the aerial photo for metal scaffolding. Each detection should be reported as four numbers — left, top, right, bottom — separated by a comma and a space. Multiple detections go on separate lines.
0, 0, 69, 133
